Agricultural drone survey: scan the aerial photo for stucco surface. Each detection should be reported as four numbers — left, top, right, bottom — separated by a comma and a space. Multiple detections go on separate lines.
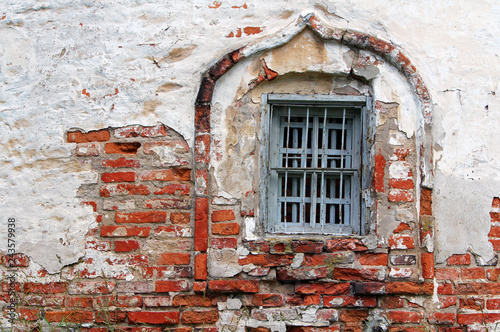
1, 0, 499, 272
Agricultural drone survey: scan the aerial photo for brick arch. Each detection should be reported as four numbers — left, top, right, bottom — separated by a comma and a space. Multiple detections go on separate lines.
192, 13, 434, 277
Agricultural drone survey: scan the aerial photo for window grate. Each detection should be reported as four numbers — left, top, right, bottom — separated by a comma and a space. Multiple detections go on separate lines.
266, 100, 363, 235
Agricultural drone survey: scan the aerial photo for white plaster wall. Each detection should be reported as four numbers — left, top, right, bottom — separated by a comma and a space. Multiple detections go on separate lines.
1, 0, 499, 272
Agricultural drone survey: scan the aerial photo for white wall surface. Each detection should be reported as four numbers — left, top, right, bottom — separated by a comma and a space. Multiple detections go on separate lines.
1, 0, 499, 272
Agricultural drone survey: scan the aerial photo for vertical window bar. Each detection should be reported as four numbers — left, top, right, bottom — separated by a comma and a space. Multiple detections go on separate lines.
320, 107, 328, 231
300, 108, 309, 228
310, 115, 318, 226
283, 107, 291, 230
292, 124, 299, 223
339, 108, 346, 225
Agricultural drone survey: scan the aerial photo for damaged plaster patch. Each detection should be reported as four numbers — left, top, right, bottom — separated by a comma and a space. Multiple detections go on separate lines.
434, 170, 498, 263
208, 248, 243, 278
1, 156, 96, 274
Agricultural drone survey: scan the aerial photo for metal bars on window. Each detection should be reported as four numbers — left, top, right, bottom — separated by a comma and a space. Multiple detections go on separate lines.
266, 97, 363, 235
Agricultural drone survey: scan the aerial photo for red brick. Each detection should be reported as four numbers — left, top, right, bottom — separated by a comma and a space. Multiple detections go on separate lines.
181, 310, 219, 324
459, 297, 484, 310
387, 311, 423, 323
455, 282, 500, 295
158, 253, 190, 265
170, 212, 190, 224
386, 282, 433, 295
368, 36, 395, 55
339, 309, 369, 322
212, 210, 236, 222
461, 267, 485, 279
195, 253, 207, 280
68, 281, 115, 295
140, 169, 191, 181
388, 234, 415, 249
45, 311, 93, 323
492, 212, 500, 223
100, 225, 151, 237
195, 197, 209, 252
81, 200, 97, 212
212, 222, 239, 235
155, 183, 191, 195
17, 308, 42, 321
96, 295, 143, 308
156, 280, 189, 292
487, 298, 500, 310
101, 172, 136, 183
245, 240, 271, 252
420, 187, 432, 215
195, 134, 210, 163
389, 189, 414, 202
23, 295, 65, 307
196, 76, 215, 103
438, 296, 457, 309
373, 153, 386, 193
493, 197, 500, 208
193, 281, 207, 293
326, 239, 367, 252
389, 178, 414, 190
288, 327, 340, 332
3, 253, 29, 267
144, 199, 190, 210
173, 294, 220, 307
114, 240, 140, 252
393, 222, 412, 233
379, 296, 406, 309
102, 157, 140, 168
287, 294, 321, 306
487, 268, 500, 281
302, 252, 354, 266
437, 283, 454, 295
195, 105, 211, 133
351, 282, 385, 295
238, 254, 294, 267
141, 124, 168, 137
243, 294, 284, 307
143, 266, 193, 279
211, 237, 238, 249
24, 282, 67, 294
208, 280, 259, 293
489, 226, 500, 237
296, 282, 350, 295
421, 252, 434, 279
128, 311, 180, 325
292, 240, 324, 253
435, 268, 459, 280
114, 125, 141, 138
67, 129, 110, 143
273, 243, 286, 252
76, 143, 100, 156
209, 56, 234, 80
116, 211, 167, 223
100, 183, 150, 197
95, 311, 127, 324
277, 267, 329, 281
323, 295, 377, 307
358, 253, 388, 266
104, 142, 141, 154
446, 253, 471, 266
154, 225, 191, 237
457, 313, 500, 325
333, 268, 382, 281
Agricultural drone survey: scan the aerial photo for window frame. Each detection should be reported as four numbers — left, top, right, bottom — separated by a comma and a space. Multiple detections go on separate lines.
260, 93, 371, 236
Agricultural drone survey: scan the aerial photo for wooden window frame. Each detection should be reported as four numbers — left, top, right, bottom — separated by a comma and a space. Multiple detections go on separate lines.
260, 94, 370, 236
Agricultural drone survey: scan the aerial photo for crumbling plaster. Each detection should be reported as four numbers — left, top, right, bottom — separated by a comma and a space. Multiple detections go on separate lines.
0, 0, 498, 272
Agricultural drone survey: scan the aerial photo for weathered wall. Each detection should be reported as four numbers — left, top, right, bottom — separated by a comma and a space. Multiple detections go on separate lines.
1, 1, 499, 331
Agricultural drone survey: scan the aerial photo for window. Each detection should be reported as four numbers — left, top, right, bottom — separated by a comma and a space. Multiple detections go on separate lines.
261, 94, 368, 235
